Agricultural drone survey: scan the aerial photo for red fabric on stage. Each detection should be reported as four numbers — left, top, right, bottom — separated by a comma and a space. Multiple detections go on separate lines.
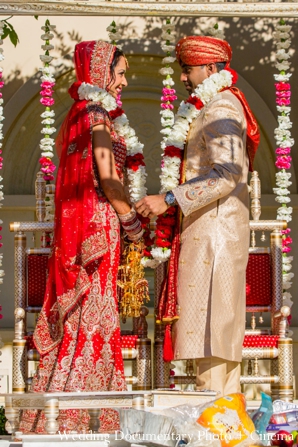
243, 335, 279, 348
120, 335, 138, 348
26, 254, 49, 307
25, 334, 35, 351
246, 253, 272, 306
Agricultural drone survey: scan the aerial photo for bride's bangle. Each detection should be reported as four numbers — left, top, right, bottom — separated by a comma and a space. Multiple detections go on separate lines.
118, 208, 136, 223
118, 208, 144, 241
125, 227, 144, 242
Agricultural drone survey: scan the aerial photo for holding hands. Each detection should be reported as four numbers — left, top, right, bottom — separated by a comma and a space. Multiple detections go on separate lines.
135, 194, 168, 218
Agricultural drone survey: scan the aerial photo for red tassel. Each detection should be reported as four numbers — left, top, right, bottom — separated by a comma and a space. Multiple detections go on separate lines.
163, 324, 174, 362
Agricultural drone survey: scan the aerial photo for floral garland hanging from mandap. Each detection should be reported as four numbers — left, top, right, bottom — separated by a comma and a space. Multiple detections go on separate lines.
273, 18, 294, 310
141, 17, 178, 268
0, 21, 4, 320
39, 19, 56, 224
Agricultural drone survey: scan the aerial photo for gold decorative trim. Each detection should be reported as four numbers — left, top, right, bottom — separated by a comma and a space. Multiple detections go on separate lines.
248, 247, 270, 254
26, 248, 51, 255
245, 329, 270, 335
132, 386, 152, 390
2, 1, 298, 17
249, 220, 287, 231
240, 375, 279, 384
246, 306, 271, 313
242, 347, 278, 359
136, 340, 151, 346
13, 340, 26, 347
121, 348, 138, 359
278, 339, 293, 345
174, 376, 196, 385
10, 222, 54, 232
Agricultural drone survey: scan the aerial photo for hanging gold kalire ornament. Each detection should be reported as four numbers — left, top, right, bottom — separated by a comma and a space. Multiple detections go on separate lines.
117, 240, 150, 321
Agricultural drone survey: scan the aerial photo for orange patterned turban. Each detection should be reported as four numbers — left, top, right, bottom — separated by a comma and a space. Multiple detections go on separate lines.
176, 36, 232, 67
175, 35, 260, 173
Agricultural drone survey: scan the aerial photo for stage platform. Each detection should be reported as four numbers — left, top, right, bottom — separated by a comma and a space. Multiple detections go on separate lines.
1, 390, 217, 447
1, 391, 296, 447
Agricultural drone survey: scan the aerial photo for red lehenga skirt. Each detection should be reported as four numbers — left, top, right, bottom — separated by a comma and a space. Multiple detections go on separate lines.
20, 203, 127, 434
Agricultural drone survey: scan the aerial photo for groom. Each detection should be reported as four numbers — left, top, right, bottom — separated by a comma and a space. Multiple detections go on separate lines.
135, 35, 259, 396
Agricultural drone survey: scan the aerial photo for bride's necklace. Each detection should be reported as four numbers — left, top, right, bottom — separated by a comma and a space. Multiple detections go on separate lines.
78, 82, 147, 204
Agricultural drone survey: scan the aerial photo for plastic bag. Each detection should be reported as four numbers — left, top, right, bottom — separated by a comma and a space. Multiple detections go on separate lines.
250, 392, 273, 443
164, 393, 261, 447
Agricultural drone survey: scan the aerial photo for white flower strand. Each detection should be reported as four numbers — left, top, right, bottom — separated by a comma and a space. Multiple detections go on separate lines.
141, 18, 178, 269
106, 21, 122, 50
39, 20, 57, 223
39, 24, 56, 161
273, 21, 293, 224
0, 23, 4, 291
207, 23, 226, 40
78, 82, 147, 204
273, 20, 294, 308
159, 18, 177, 143
159, 70, 232, 195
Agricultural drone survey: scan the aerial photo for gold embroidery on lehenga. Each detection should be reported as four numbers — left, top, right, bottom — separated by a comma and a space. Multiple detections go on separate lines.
33, 304, 63, 354
98, 272, 118, 343
82, 270, 101, 339
81, 232, 108, 266
109, 206, 119, 266
34, 267, 90, 354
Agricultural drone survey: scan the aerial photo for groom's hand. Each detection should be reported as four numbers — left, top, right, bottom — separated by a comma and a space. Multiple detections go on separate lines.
135, 194, 167, 218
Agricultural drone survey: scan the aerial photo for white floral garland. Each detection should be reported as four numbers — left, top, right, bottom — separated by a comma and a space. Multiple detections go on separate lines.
39, 21, 56, 223
39, 24, 56, 160
159, 69, 233, 194
0, 21, 5, 288
207, 23, 226, 40
141, 19, 177, 269
78, 82, 147, 203
106, 20, 123, 50
143, 69, 233, 268
159, 18, 176, 139
272, 20, 294, 309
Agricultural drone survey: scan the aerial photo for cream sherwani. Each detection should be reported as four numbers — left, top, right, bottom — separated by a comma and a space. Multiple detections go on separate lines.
172, 89, 249, 363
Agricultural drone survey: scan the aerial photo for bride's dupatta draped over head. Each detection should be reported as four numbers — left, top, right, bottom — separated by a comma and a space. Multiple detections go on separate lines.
34, 41, 117, 355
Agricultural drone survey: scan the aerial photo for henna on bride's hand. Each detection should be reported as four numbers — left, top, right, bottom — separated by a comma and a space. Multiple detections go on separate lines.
109, 187, 126, 201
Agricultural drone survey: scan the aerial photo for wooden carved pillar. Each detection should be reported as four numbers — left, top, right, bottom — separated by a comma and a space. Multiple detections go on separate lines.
132, 306, 152, 390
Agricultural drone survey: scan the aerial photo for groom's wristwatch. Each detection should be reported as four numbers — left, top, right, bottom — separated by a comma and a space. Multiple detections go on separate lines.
164, 190, 177, 207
